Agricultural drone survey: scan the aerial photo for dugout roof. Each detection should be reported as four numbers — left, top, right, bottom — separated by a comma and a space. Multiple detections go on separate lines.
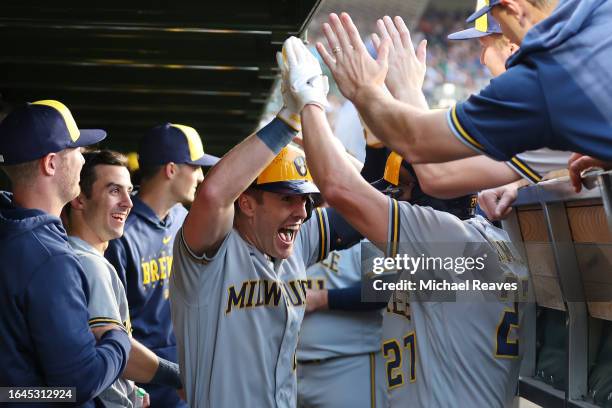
0, 0, 321, 156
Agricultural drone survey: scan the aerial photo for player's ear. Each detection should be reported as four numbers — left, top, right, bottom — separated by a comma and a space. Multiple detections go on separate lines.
164, 162, 177, 179
500, 0, 523, 20
70, 193, 87, 211
237, 193, 257, 218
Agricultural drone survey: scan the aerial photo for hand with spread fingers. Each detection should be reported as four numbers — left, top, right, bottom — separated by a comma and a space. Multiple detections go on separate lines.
280, 36, 329, 112
372, 15, 428, 109
316, 12, 390, 101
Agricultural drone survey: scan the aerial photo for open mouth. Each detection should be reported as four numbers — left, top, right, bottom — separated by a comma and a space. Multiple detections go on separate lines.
277, 225, 299, 244
111, 212, 128, 223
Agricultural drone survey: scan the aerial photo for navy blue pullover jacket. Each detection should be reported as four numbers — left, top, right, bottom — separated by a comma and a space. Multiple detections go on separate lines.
0, 191, 131, 406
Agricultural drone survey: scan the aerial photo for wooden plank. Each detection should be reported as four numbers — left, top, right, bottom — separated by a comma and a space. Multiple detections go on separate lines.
524, 242, 565, 310
587, 302, 612, 321
565, 198, 603, 208
567, 205, 612, 243
532, 275, 566, 311
518, 210, 550, 242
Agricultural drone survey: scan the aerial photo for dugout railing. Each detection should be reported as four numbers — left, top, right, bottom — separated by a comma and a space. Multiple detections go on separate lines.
503, 170, 612, 408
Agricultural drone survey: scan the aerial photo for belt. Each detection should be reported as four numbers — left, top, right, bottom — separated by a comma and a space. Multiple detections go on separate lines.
297, 355, 343, 365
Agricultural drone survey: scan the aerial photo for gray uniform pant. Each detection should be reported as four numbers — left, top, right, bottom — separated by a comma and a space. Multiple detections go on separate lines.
297, 352, 388, 408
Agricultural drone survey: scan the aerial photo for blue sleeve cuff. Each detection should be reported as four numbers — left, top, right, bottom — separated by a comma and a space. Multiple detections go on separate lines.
328, 284, 387, 311
100, 329, 131, 365
447, 104, 511, 161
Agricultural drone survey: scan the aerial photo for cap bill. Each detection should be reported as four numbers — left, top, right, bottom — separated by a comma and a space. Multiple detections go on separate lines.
191, 153, 220, 167
447, 27, 492, 40
72, 129, 107, 147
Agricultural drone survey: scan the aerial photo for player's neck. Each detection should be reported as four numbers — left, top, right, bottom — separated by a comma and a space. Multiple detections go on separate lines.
235, 217, 270, 258
11, 182, 66, 218
68, 216, 109, 255
138, 183, 175, 221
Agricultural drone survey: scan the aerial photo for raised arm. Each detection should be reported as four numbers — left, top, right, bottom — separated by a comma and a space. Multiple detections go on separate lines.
183, 127, 294, 257
316, 12, 475, 163
370, 17, 520, 197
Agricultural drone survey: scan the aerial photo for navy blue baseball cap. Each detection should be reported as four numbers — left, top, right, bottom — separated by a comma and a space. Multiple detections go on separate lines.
0, 100, 106, 165
138, 123, 219, 167
448, 10, 501, 40
449, 0, 502, 40
466, 0, 502, 23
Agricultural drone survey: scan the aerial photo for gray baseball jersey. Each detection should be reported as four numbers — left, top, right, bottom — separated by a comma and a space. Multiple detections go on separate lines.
170, 208, 330, 408
298, 244, 383, 360
382, 199, 528, 408
297, 244, 387, 408
68, 236, 138, 408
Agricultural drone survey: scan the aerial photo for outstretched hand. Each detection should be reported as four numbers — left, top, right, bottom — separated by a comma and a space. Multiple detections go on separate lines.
316, 12, 390, 102
372, 16, 427, 106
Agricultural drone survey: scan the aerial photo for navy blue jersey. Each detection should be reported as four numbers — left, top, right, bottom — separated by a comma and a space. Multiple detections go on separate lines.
105, 194, 187, 407
0, 192, 131, 407
448, 0, 612, 161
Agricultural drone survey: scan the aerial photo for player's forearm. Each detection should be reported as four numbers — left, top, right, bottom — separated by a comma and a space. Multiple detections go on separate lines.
301, 105, 364, 203
195, 134, 276, 209
122, 338, 159, 383
123, 339, 182, 388
392, 85, 429, 111
415, 157, 520, 199
352, 85, 422, 160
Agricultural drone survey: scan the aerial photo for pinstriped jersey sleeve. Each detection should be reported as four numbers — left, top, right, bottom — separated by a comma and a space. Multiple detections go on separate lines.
447, 64, 552, 161
296, 207, 330, 267
386, 198, 477, 257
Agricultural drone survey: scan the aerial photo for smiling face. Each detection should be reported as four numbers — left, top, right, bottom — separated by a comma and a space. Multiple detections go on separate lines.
81, 164, 133, 242
238, 190, 309, 259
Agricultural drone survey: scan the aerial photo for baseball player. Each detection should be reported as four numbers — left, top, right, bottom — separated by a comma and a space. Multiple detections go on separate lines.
315, 0, 612, 165
170, 41, 363, 405
0, 100, 131, 405
296, 138, 397, 408
67, 150, 184, 407
366, 7, 570, 222
297, 244, 388, 408
105, 123, 218, 407
285, 37, 529, 407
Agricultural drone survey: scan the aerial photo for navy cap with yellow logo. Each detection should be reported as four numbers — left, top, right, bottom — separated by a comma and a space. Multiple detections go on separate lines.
0, 100, 106, 165
448, 0, 502, 40
138, 123, 219, 167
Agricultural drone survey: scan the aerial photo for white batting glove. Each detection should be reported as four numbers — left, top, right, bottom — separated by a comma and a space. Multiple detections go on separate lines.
283, 36, 329, 111
276, 51, 302, 131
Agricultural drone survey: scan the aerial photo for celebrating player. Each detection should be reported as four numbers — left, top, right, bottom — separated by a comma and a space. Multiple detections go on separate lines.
66, 150, 184, 407
315, 1, 612, 164
369, 4, 569, 219
285, 36, 530, 407
170, 41, 361, 407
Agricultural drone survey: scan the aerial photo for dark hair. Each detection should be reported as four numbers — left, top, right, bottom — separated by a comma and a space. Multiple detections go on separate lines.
80, 149, 128, 198
138, 164, 165, 183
